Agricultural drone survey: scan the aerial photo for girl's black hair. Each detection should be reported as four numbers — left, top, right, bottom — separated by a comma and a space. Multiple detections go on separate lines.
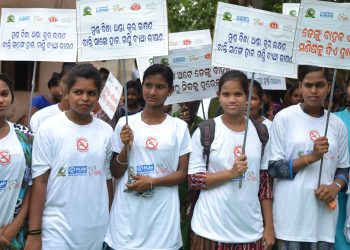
48, 72, 61, 89
288, 84, 299, 98
252, 80, 263, 100
298, 65, 329, 83
0, 73, 14, 103
126, 80, 142, 95
142, 64, 174, 88
66, 64, 102, 94
218, 70, 248, 95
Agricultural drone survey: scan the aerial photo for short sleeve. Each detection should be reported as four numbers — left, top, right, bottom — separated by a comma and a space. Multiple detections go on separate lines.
112, 117, 126, 154
268, 114, 286, 162
30, 113, 39, 133
32, 125, 52, 179
188, 128, 207, 175
260, 139, 271, 170
178, 121, 191, 156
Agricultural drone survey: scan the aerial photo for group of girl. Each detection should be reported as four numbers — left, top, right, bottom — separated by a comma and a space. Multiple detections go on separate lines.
0, 63, 349, 250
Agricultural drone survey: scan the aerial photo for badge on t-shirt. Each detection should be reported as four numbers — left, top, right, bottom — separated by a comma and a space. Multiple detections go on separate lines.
76, 137, 89, 152
136, 164, 155, 176
0, 149, 11, 166
0, 180, 7, 191
145, 137, 159, 151
309, 130, 320, 142
233, 145, 243, 158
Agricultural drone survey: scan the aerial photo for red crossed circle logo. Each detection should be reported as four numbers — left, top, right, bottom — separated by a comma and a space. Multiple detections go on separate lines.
309, 130, 320, 142
76, 138, 89, 152
145, 137, 158, 151
233, 145, 243, 158
0, 150, 11, 165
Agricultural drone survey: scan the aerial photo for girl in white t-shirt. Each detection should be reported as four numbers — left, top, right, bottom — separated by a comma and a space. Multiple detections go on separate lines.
250, 79, 272, 130
25, 64, 114, 250
188, 70, 275, 250
268, 65, 349, 250
0, 74, 33, 249
104, 64, 191, 250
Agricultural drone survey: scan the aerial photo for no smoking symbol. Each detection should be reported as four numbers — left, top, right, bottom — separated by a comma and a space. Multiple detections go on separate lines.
0, 150, 11, 165
233, 146, 243, 158
76, 138, 89, 152
309, 130, 320, 142
145, 137, 158, 151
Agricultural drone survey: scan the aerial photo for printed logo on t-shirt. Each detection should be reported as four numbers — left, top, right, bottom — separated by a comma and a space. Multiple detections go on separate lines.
309, 130, 320, 142
0, 149, 11, 166
145, 137, 158, 151
246, 171, 257, 182
8, 180, 20, 190
57, 167, 67, 177
68, 166, 87, 176
156, 163, 170, 175
76, 137, 89, 152
0, 180, 7, 191
136, 164, 155, 176
233, 145, 243, 158
88, 166, 102, 176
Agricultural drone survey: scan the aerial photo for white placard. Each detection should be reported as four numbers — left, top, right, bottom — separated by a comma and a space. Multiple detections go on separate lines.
293, 0, 350, 69
245, 72, 286, 90
136, 29, 212, 81
76, 0, 168, 61
98, 72, 123, 119
155, 45, 228, 105
283, 3, 300, 17
212, 2, 297, 78
0, 8, 77, 62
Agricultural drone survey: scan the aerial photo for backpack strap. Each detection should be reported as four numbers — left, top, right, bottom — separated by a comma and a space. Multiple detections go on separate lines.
198, 119, 215, 169
250, 118, 269, 158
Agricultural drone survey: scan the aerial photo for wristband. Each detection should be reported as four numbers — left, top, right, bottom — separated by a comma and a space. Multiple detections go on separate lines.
334, 182, 342, 190
116, 154, 127, 165
28, 229, 42, 235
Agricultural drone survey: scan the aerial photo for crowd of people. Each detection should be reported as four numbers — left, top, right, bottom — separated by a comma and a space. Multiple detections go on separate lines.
0, 62, 350, 250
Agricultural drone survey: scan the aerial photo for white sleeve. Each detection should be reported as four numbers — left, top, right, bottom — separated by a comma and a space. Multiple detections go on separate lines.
104, 131, 113, 180
32, 126, 52, 179
268, 115, 286, 162
345, 194, 350, 243
337, 120, 349, 169
188, 128, 206, 175
112, 117, 125, 154
178, 121, 191, 156
29, 114, 38, 133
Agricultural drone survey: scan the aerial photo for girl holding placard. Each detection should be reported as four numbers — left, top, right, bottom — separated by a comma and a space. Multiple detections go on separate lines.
268, 65, 349, 249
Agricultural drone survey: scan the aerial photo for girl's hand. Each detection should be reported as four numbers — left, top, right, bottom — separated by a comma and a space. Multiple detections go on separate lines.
120, 124, 134, 147
314, 183, 339, 202
24, 235, 42, 250
125, 175, 152, 192
311, 136, 329, 161
229, 154, 248, 179
0, 226, 10, 249
262, 227, 275, 250
3, 220, 21, 243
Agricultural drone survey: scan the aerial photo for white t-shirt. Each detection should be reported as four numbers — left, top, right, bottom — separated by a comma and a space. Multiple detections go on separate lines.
105, 112, 191, 250
189, 116, 269, 243
0, 122, 26, 226
262, 117, 272, 130
30, 104, 61, 133
32, 112, 113, 250
269, 104, 349, 243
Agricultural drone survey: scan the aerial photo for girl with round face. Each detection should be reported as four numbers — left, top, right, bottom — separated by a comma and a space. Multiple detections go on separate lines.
334, 79, 350, 249
188, 70, 275, 250
285, 84, 302, 107
268, 65, 349, 250
25, 64, 114, 250
105, 64, 191, 250
0, 74, 33, 249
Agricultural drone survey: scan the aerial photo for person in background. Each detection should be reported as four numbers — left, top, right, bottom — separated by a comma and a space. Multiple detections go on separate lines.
31, 72, 61, 116
250, 80, 272, 129
262, 90, 283, 121
99, 68, 110, 86
284, 84, 302, 108
268, 65, 349, 250
335, 78, 350, 249
0, 74, 33, 250
29, 62, 76, 133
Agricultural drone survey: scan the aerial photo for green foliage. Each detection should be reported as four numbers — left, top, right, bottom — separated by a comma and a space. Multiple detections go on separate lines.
167, 0, 228, 33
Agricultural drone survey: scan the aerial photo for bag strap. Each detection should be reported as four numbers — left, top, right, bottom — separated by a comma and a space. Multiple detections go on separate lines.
198, 119, 215, 170
250, 118, 269, 157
